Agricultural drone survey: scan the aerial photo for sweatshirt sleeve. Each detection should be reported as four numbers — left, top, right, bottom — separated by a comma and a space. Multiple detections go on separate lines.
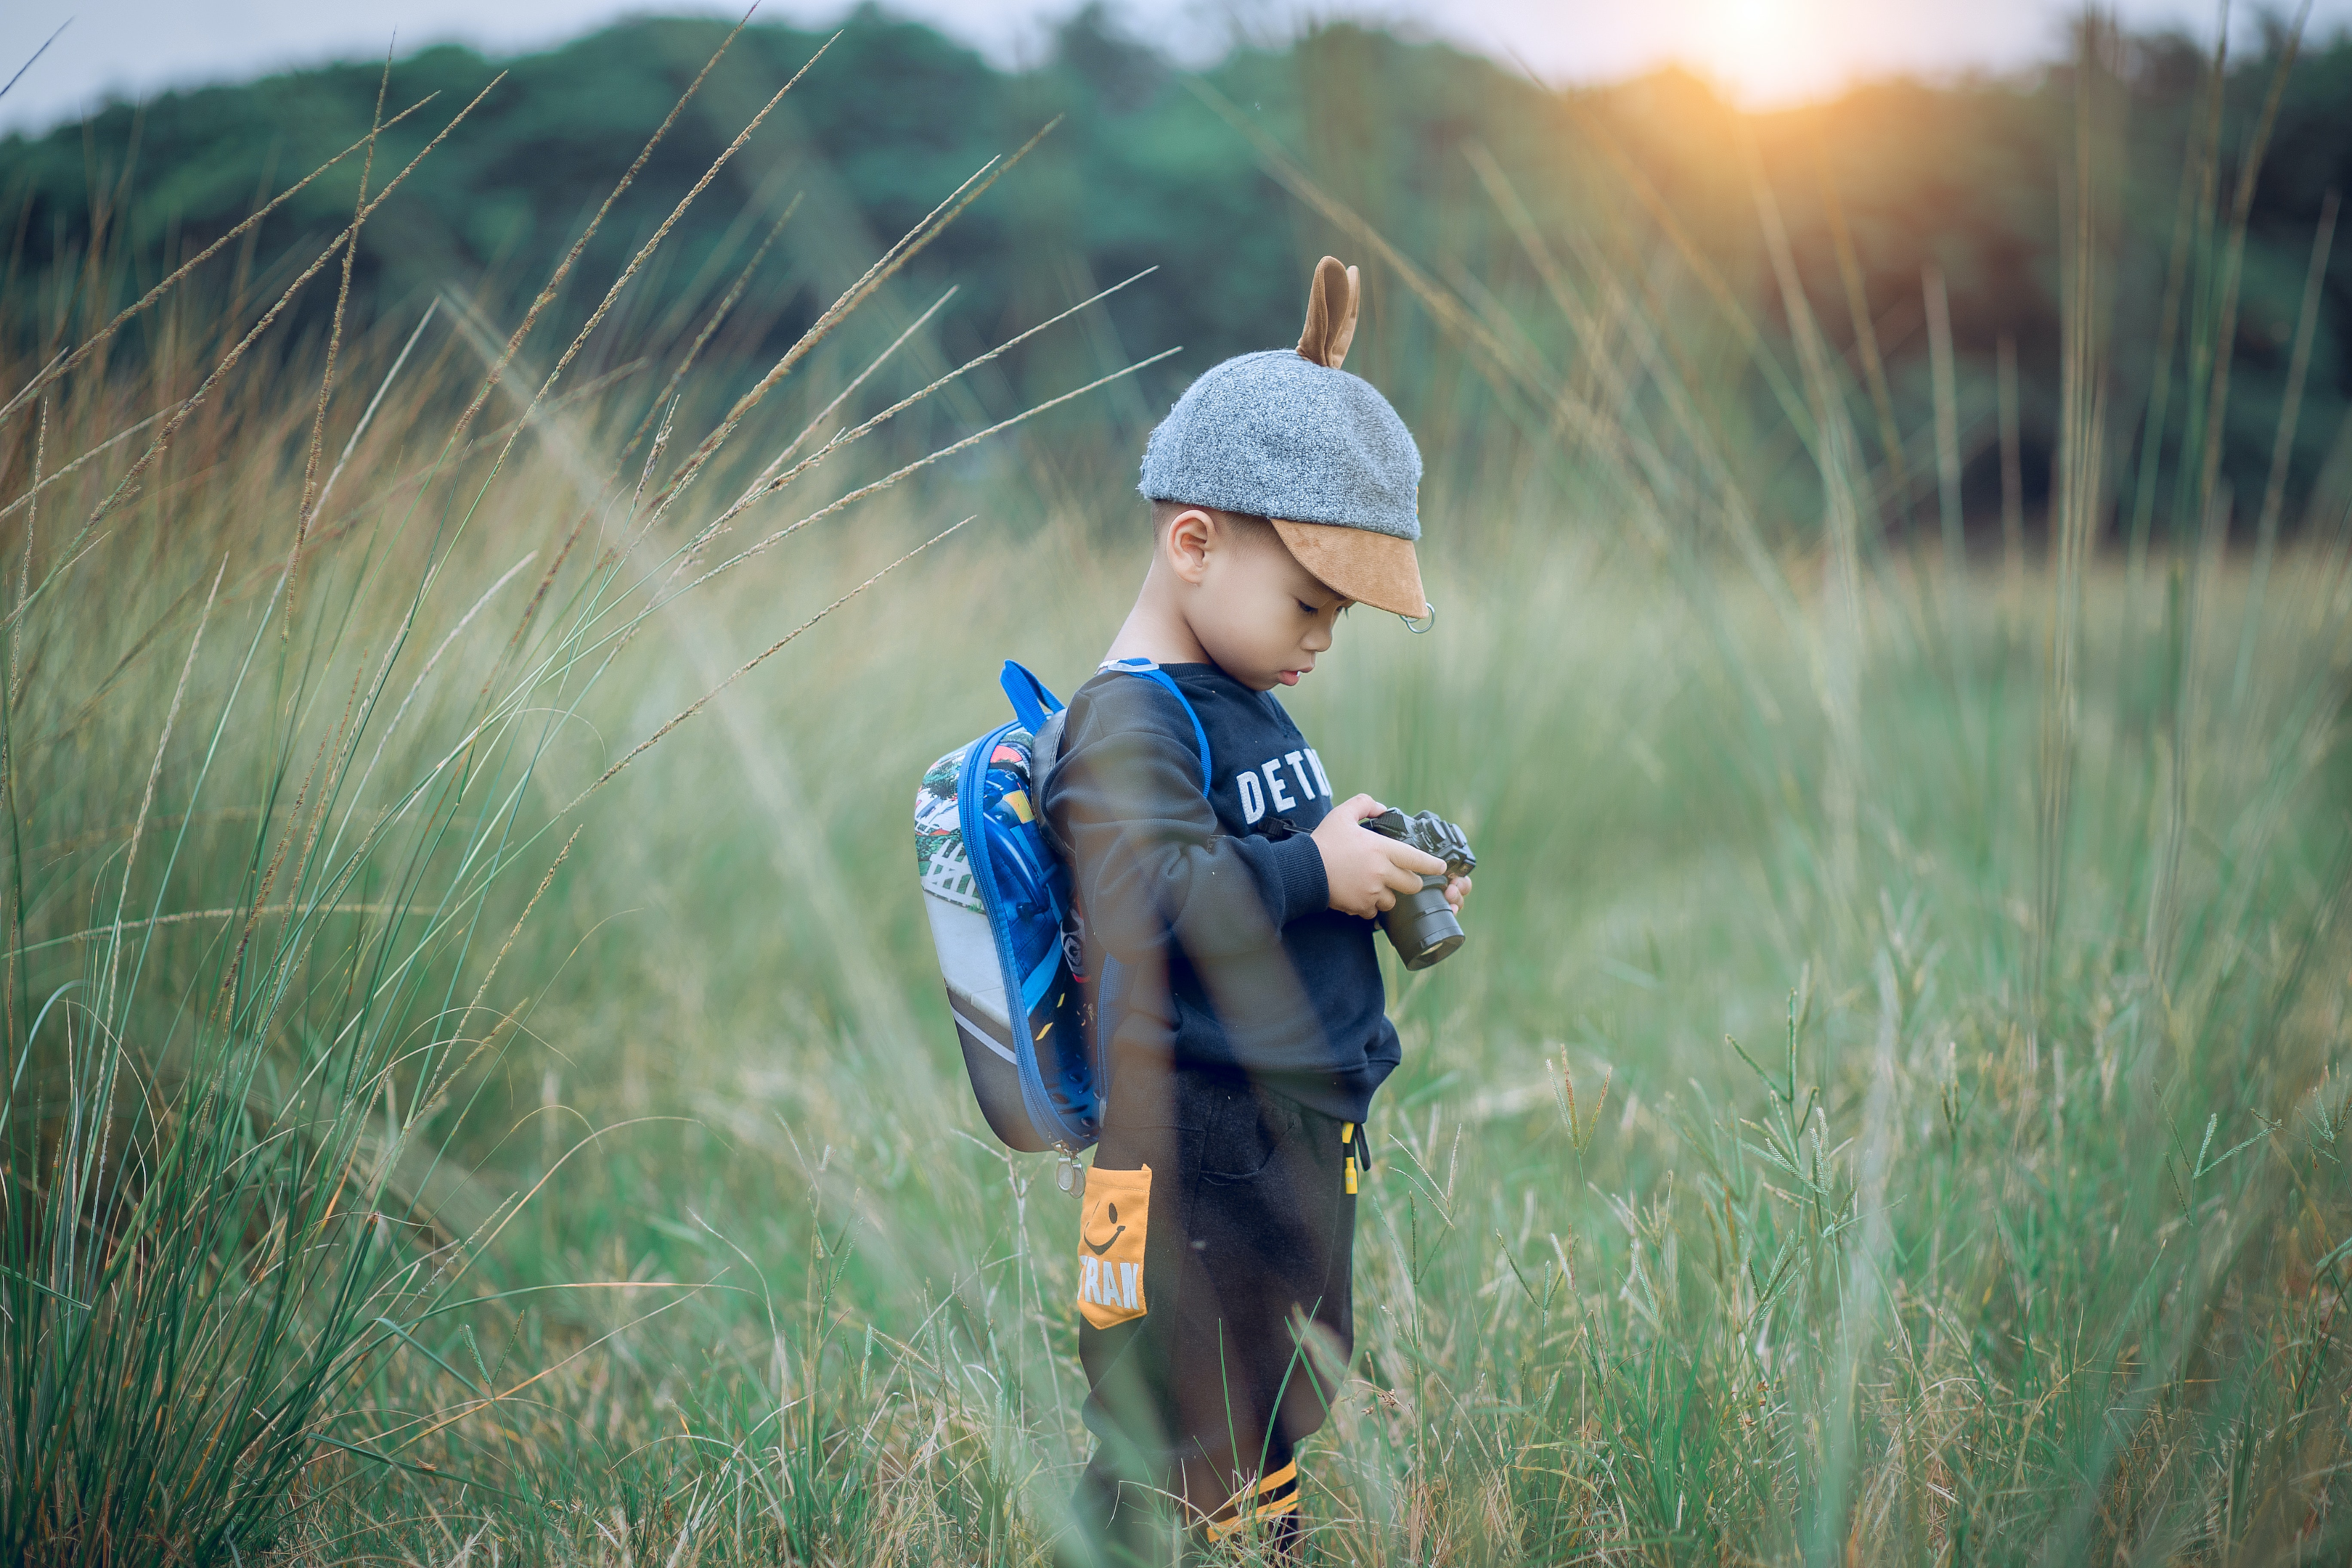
1042, 681, 1328, 968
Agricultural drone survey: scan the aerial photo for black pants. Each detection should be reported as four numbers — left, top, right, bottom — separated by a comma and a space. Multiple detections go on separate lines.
1071, 1066, 1360, 1564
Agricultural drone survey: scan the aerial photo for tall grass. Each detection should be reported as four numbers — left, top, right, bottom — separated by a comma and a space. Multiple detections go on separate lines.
0, 27, 1170, 1563
4, 16, 2352, 1568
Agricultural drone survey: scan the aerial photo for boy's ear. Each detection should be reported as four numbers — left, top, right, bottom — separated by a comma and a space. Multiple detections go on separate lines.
1296, 256, 1361, 370
1161, 507, 1217, 583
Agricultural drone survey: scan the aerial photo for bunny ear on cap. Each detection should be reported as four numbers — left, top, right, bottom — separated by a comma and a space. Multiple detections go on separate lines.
1295, 255, 1360, 369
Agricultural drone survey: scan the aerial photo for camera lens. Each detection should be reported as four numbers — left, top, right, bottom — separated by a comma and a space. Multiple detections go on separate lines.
1384, 881, 1465, 970
1362, 812, 1471, 970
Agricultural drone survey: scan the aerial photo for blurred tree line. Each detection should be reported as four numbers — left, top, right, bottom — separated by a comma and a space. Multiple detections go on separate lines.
3, 4, 2346, 541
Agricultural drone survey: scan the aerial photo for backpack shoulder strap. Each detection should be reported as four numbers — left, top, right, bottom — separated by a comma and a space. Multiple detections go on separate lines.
1030, 709, 1069, 795
1098, 656, 1212, 796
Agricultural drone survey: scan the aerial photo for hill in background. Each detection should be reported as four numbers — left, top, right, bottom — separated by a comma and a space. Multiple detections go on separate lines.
4, 5, 2348, 534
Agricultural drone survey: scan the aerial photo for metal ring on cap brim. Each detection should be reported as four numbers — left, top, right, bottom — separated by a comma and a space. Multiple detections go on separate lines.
1400, 600, 1436, 634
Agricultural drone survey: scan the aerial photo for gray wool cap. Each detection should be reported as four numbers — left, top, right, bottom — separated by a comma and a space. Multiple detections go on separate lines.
1137, 349, 1422, 539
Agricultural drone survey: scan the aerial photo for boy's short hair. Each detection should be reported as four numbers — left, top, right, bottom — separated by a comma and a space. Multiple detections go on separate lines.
1147, 499, 1275, 538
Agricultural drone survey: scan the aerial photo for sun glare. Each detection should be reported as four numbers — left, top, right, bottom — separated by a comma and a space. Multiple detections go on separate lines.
1689, 0, 1831, 105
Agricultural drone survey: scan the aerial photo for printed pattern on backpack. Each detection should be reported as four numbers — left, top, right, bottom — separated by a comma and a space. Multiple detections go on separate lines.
914, 746, 981, 912
915, 740, 1014, 1076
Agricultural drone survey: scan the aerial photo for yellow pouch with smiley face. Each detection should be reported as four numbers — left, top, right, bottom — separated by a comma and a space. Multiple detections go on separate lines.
1077, 1164, 1150, 1328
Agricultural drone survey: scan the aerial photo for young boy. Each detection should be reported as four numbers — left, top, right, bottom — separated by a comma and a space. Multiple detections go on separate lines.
1041, 257, 1469, 1564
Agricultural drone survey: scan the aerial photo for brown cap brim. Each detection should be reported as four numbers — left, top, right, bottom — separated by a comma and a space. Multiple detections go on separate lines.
1270, 518, 1426, 619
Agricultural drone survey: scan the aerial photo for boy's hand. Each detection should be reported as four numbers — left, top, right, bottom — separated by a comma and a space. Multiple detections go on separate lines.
1443, 873, 1472, 913
1314, 795, 1447, 919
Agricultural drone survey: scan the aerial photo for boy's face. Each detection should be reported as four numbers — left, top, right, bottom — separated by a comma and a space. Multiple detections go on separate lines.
1163, 508, 1348, 692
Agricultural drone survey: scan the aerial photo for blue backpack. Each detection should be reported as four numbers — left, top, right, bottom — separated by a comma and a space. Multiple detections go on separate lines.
912, 658, 1209, 1191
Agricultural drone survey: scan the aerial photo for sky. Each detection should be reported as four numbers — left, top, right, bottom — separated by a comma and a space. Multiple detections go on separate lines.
4, 0, 2348, 135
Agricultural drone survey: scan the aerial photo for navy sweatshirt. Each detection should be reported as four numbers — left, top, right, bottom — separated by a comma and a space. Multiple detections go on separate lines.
1039, 662, 1400, 1122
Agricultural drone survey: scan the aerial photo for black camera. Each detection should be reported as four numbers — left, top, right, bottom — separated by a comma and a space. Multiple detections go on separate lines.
1360, 809, 1476, 970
